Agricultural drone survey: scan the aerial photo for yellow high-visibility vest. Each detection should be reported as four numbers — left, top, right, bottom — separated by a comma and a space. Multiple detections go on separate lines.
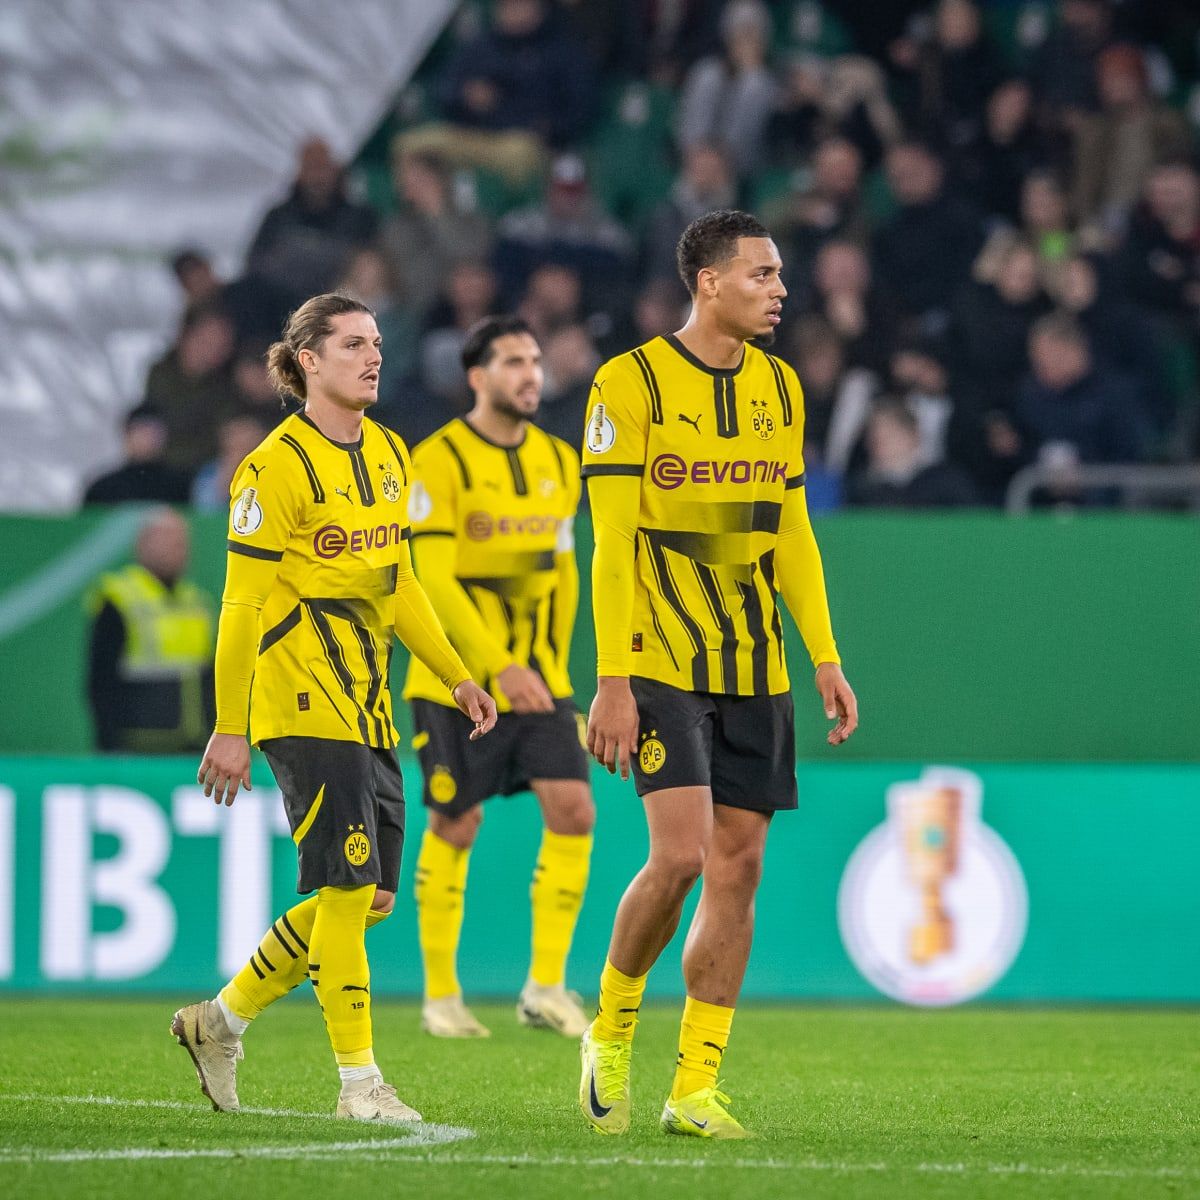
92, 564, 214, 750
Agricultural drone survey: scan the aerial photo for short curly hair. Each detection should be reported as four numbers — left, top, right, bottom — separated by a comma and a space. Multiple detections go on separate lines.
676, 209, 770, 296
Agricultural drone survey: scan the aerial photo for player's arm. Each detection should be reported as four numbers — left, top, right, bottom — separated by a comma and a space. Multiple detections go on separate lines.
553, 527, 579, 679
200, 453, 297, 805
581, 359, 647, 779
408, 440, 550, 713
393, 537, 497, 739
550, 441, 582, 683
775, 475, 858, 746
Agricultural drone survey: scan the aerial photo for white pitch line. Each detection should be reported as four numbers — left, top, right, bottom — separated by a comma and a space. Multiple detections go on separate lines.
0, 1093, 473, 1154
0, 1095, 1193, 1181
2, 1094, 351, 1122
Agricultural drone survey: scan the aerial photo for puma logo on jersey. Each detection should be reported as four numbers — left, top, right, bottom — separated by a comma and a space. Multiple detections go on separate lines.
334, 485, 353, 503
247, 462, 265, 479
678, 413, 702, 433
591, 379, 606, 397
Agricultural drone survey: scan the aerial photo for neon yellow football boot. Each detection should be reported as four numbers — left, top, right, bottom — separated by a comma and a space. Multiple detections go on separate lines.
660, 1084, 753, 1139
578, 1024, 632, 1134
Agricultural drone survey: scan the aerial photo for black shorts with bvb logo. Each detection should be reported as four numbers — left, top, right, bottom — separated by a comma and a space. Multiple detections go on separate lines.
410, 698, 590, 818
630, 676, 798, 813
260, 735, 406, 894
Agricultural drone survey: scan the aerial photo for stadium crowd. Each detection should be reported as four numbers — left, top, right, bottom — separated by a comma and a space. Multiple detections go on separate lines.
84, 0, 1200, 511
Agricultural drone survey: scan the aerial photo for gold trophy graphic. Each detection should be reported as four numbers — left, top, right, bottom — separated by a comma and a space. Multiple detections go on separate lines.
587, 402, 608, 453
899, 782, 962, 964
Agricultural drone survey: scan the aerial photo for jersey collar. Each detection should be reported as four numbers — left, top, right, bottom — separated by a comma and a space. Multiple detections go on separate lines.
456, 415, 528, 451
661, 333, 745, 378
296, 410, 364, 451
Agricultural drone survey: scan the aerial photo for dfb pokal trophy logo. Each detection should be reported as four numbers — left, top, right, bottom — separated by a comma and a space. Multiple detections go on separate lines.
837, 767, 1027, 1006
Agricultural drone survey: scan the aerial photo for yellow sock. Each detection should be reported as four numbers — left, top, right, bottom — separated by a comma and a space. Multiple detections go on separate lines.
671, 996, 734, 1100
365, 907, 390, 930
414, 830, 469, 1000
593, 958, 646, 1042
308, 884, 375, 1064
529, 830, 592, 987
221, 896, 318, 1021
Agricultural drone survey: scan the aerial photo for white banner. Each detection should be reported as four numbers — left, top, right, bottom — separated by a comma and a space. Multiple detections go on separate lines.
0, 0, 456, 511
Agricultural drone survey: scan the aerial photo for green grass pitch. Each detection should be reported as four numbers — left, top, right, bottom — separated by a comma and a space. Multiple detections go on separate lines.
0, 999, 1195, 1199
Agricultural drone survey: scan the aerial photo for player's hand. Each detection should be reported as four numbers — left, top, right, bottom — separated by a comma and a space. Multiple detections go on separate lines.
587, 676, 640, 780
496, 663, 556, 714
816, 662, 858, 747
452, 679, 498, 741
198, 732, 252, 806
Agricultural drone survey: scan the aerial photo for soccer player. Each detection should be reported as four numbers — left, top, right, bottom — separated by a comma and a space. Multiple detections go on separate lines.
577, 211, 858, 1139
171, 293, 497, 1121
403, 315, 594, 1039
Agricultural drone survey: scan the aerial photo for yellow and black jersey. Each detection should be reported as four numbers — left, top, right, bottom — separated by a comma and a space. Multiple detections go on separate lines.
582, 334, 838, 697
402, 417, 581, 712
215, 411, 451, 748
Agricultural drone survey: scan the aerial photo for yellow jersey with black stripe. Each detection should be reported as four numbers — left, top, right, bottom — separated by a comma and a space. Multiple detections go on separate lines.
581, 334, 808, 696
225, 411, 414, 747
402, 417, 580, 711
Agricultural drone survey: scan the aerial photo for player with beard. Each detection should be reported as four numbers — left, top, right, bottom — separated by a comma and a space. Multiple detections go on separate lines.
578, 211, 858, 1138
403, 316, 594, 1040
172, 292, 497, 1121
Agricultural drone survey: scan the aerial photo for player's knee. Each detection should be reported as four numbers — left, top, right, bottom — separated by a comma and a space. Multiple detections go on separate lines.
429, 806, 482, 849
540, 784, 595, 836
708, 845, 765, 896
371, 888, 395, 914
650, 843, 707, 893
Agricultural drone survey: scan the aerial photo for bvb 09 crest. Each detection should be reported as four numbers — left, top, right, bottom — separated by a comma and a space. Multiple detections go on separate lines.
837, 767, 1027, 1007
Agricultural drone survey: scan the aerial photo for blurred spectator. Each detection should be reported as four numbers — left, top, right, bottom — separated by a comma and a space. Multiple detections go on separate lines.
890, 0, 1002, 153
143, 305, 236, 474
1029, 0, 1115, 125
975, 169, 1078, 294
887, 339, 957, 467
86, 508, 215, 753
535, 323, 602, 445
494, 154, 634, 302
787, 314, 877, 480
766, 52, 901, 170
630, 278, 689, 344
873, 140, 984, 331
1016, 313, 1143, 466
846, 400, 978, 507
1071, 43, 1192, 237
518, 263, 587, 342
380, 150, 492, 317
397, 0, 595, 185
764, 136, 870, 276
644, 142, 737, 282
1116, 159, 1200, 331
1055, 253, 1171, 437
83, 404, 193, 505
245, 138, 378, 309
336, 247, 420, 400
952, 240, 1053, 410
952, 79, 1049, 223
805, 239, 897, 372
170, 249, 223, 311
419, 260, 501, 405
191, 414, 273, 511
558, 0, 644, 78
228, 338, 284, 422
675, 0, 780, 178
634, 0, 724, 86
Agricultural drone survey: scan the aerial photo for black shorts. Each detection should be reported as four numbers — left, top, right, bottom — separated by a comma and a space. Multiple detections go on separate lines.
260, 736, 406, 894
630, 677, 797, 813
410, 697, 590, 818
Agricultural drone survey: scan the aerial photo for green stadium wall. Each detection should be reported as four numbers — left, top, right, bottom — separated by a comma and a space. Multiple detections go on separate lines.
1, 511, 1198, 760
